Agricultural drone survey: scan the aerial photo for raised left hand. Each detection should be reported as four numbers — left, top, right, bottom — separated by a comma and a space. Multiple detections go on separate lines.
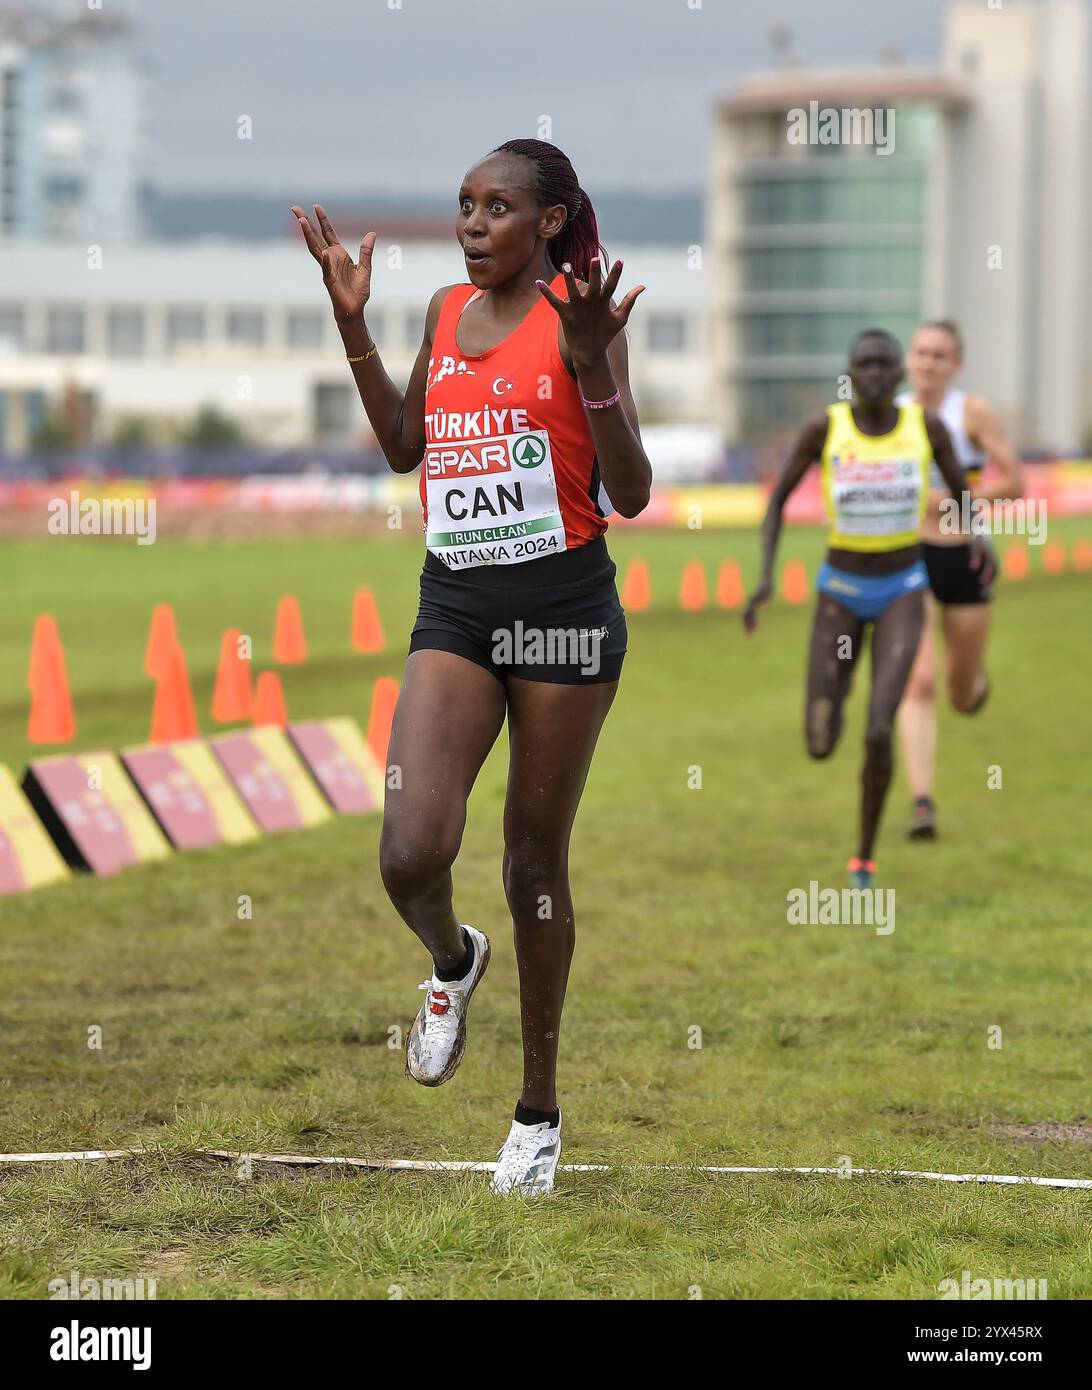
535, 258, 645, 364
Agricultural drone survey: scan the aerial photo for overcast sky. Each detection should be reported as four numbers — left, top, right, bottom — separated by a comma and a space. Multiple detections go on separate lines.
118, 0, 959, 194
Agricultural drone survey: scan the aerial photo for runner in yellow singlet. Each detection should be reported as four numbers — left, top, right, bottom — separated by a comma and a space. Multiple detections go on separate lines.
744, 329, 992, 887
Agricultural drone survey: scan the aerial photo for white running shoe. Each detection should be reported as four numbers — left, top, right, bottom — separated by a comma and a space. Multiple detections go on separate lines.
405, 925, 490, 1087
490, 1110, 563, 1196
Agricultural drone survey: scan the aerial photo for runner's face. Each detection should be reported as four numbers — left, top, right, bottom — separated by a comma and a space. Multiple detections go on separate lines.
907, 328, 961, 396
849, 338, 903, 408
456, 156, 566, 288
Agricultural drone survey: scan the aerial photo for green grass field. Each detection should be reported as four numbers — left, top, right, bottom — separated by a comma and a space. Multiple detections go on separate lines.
1, 521, 1090, 1299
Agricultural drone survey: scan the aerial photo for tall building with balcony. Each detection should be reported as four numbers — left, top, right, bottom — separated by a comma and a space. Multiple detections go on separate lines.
709, 0, 1090, 454
710, 72, 961, 445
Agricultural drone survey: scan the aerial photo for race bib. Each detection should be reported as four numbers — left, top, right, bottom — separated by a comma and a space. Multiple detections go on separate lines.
830, 457, 923, 538
424, 427, 567, 569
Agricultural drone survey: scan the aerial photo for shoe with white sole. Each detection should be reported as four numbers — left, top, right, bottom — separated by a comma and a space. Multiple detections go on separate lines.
405, 925, 490, 1087
490, 1110, 562, 1196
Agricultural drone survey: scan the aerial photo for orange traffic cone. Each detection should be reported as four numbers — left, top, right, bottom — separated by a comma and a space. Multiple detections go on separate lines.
715, 560, 744, 610
273, 594, 307, 664
252, 671, 288, 727
149, 640, 198, 744
367, 675, 399, 768
679, 561, 707, 612
621, 559, 651, 612
1002, 545, 1028, 581
211, 628, 252, 723
144, 603, 179, 680
28, 613, 60, 693
351, 587, 386, 654
1041, 540, 1066, 576
27, 614, 76, 744
1071, 540, 1092, 573
781, 559, 809, 605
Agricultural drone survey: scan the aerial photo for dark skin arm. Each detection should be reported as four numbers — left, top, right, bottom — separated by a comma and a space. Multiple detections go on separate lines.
539, 259, 652, 519
924, 411, 996, 584
294, 205, 653, 504
291, 202, 444, 474
743, 412, 829, 633
743, 408, 996, 633
338, 282, 452, 474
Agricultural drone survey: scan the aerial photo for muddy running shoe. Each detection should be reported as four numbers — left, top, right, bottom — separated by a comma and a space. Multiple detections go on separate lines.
909, 796, 937, 841
847, 857, 877, 890
490, 1110, 563, 1197
405, 925, 490, 1087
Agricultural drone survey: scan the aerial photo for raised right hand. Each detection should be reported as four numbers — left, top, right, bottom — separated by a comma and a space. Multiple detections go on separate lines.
291, 203, 377, 324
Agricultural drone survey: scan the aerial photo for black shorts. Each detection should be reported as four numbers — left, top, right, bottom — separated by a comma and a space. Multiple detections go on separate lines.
408, 536, 628, 685
922, 541, 992, 605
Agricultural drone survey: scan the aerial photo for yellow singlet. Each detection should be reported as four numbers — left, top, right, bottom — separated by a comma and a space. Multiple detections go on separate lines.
820, 401, 933, 553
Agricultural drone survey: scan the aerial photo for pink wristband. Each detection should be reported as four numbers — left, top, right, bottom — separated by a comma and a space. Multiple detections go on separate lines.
581, 389, 621, 410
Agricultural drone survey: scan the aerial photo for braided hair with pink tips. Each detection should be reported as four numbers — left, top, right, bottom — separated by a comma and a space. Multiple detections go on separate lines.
491, 138, 607, 281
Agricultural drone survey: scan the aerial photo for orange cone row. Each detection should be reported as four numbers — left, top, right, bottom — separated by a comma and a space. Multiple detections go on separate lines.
1001, 540, 1089, 580
22, 543, 1090, 749
619, 541, 1092, 610
25, 589, 391, 748
271, 588, 387, 661
621, 557, 809, 611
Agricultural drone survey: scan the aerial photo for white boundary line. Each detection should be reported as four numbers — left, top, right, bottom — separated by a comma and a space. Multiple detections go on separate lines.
0, 1150, 136, 1162
0, 1148, 1089, 1189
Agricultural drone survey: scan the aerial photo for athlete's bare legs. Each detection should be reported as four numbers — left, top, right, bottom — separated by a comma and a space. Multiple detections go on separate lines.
897, 592, 939, 800
943, 603, 991, 712
501, 676, 618, 1114
898, 595, 991, 810
381, 649, 619, 1119
804, 592, 865, 761
860, 591, 925, 860
379, 650, 507, 971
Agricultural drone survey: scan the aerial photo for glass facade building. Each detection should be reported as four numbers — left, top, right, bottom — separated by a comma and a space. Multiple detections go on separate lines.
710, 79, 964, 444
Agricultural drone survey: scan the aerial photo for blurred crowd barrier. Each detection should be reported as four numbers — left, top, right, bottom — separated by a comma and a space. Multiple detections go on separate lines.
2, 462, 1090, 530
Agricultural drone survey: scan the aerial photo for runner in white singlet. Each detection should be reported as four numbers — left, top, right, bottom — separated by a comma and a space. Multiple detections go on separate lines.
895, 320, 1023, 840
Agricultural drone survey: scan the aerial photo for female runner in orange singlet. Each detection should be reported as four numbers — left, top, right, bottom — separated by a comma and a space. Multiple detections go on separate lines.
292, 139, 651, 1195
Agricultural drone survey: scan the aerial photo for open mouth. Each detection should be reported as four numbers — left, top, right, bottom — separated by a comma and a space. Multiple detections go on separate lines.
464, 248, 492, 265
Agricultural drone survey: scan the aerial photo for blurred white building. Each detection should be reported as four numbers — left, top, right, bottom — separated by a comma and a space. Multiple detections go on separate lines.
0, 8, 143, 242
3, 0, 1087, 461
0, 239, 709, 453
709, 0, 1090, 452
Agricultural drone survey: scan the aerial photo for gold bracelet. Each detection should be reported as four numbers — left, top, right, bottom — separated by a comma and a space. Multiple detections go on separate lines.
346, 344, 378, 364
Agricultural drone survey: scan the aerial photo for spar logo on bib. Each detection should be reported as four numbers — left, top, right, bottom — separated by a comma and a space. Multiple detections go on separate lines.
835, 459, 903, 485
512, 434, 547, 469
425, 425, 566, 568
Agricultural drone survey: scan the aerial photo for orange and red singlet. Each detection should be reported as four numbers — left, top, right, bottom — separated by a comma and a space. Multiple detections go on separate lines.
421, 271, 611, 571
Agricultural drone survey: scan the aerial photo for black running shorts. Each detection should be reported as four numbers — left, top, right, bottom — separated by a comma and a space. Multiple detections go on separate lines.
408, 536, 628, 685
922, 541, 992, 605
